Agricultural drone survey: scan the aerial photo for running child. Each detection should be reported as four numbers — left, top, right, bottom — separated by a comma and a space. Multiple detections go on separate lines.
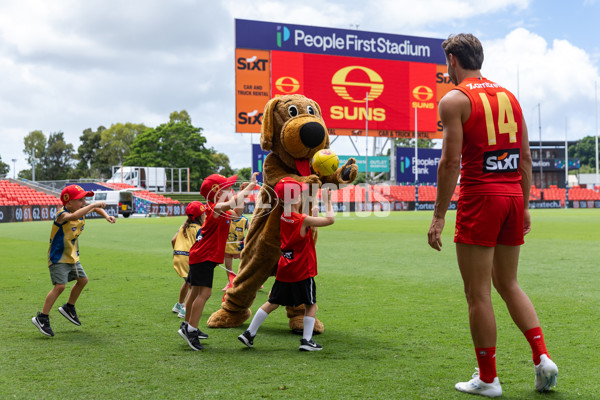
171, 201, 206, 318
221, 206, 249, 292
178, 172, 258, 351
32, 184, 116, 337
238, 177, 334, 351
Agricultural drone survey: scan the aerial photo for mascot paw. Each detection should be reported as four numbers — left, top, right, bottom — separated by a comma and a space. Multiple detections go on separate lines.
289, 315, 324, 335
300, 174, 322, 186
207, 308, 251, 328
340, 158, 358, 183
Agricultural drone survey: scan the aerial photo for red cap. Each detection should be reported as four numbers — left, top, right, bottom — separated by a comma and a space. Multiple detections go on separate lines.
200, 174, 237, 201
274, 177, 307, 202
61, 185, 94, 205
185, 201, 206, 219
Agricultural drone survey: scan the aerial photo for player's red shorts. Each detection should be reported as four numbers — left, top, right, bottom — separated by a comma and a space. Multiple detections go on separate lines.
454, 195, 524, 247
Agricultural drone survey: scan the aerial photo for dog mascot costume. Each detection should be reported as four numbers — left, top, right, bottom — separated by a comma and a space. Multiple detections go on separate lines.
208, 94, 358, 333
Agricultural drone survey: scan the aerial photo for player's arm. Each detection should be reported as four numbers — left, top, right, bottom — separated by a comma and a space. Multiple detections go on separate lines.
428, 91, 464, 251
213, 173, 258, 217
519, 117, 532, 235
60, 201, 107, 222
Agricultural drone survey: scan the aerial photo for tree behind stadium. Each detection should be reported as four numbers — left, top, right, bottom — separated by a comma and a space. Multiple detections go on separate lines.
125, 111, 227, 192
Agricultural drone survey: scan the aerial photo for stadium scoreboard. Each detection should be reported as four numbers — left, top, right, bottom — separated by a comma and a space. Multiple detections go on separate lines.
235, 19, 454, 139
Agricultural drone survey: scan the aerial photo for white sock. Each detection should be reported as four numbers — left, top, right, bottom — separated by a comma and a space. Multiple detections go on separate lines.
248, 308, 269, 336
187, 325, 198, 333
303, 316, 315, 341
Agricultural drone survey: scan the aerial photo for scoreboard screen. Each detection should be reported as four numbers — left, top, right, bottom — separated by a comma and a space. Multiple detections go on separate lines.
235, 19, 453, 139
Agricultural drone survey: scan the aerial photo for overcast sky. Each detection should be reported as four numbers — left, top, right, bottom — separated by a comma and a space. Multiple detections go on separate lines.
1, 0, 599, 176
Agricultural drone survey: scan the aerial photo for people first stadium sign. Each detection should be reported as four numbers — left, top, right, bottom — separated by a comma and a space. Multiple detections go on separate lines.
235, 19, 453, 139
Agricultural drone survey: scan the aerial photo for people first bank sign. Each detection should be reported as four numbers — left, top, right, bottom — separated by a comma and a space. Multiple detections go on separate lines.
396, 147, 441, 184
235, 19, 453, 138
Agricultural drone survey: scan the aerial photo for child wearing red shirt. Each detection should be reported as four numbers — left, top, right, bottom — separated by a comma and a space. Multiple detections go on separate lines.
178, 172, 258, 351
170, 201, 206, 318
238, 177, 334, 351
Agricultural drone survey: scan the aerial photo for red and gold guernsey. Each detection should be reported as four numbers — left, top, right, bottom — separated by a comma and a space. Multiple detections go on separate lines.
454, 77, 524, 196
188, 205, 231, 264
276, 212, 317, 283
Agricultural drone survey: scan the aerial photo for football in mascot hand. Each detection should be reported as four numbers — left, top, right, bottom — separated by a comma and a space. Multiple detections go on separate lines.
311, 149, 339, 176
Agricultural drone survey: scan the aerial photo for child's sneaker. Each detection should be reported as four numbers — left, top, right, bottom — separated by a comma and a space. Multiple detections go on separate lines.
238, 330, 255, 348
32, 312, 54, 337
299, 338, 322, 351
455, 370, 502, 398
179, 321, 188, 332
534, 354, 558, 392
178, 326, 203, 351
196, 329, 209, 339
172, 302, 184, 314
58, 303, 81, 326
177, 307, 185, 318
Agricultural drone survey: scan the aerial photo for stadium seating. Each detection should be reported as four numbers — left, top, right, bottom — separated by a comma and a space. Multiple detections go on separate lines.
0, 180, 62, 206
74, 182, 180, 205
3, 179, 596, 209
102, 182, 137, 190
132, 190, 179, 204
316, 184, 599, 204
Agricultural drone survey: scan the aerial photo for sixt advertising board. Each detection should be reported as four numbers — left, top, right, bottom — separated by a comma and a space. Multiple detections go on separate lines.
396, 147, 441, 184
235, 19, 452, 138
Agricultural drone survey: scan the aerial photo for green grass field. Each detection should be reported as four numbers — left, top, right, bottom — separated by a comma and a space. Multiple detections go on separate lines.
1, 209, 598, 399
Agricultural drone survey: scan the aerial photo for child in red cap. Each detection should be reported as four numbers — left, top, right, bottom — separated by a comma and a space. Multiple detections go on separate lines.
178, 172, 258, 351
32, 185, 116, 337
238, 177, 335, 352
170, 201, 206, 318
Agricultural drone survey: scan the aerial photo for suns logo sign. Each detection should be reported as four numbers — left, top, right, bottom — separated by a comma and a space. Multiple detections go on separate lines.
275, 76, 300, 94
330, 66, 386, 121
412, 85, 435, 109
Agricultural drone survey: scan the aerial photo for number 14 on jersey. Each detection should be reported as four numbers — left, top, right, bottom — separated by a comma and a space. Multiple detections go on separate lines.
479, 91, 518, 146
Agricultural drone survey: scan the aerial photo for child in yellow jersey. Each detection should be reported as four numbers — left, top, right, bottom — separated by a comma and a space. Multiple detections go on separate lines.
32, 185, 115, 337
171, 201, 206, 318
221, 182, 250, 292
221, 209, 249, 292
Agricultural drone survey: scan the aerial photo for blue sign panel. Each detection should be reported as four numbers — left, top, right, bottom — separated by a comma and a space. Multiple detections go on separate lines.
396, 147, 441, 184
235, 19, 445, 64
252, 144, 270, 183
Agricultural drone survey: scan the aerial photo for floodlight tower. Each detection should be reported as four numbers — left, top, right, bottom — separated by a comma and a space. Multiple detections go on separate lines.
11, 159, 17, 179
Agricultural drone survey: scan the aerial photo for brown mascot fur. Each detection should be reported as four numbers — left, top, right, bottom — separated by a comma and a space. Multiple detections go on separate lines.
207, 94, 358, 333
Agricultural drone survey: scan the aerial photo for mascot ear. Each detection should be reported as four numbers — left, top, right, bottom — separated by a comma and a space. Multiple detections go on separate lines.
261, 97, 279, 151
312, 100, 330, 148
312, 100, 323, 120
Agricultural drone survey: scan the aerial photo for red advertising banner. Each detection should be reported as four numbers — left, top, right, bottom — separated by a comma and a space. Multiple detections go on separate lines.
235, 49, 271, 133
270, 51, 441, 137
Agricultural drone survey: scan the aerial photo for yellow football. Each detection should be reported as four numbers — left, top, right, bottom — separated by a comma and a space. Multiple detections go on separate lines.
311, 149, 339, 176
